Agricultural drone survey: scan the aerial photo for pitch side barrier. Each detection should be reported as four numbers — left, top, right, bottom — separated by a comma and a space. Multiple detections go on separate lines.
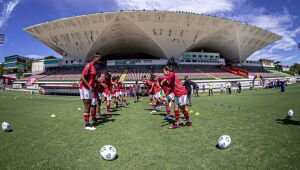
10, 77, 295, 95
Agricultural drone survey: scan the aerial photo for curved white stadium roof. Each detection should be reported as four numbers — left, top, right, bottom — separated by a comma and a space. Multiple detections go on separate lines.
24, 10, 280, 63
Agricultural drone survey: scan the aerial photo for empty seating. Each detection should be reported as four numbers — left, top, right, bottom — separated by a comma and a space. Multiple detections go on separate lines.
238, 66, 283, 78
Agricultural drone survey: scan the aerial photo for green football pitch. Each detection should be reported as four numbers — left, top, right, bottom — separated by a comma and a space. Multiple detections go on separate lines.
0, 84, 299, 169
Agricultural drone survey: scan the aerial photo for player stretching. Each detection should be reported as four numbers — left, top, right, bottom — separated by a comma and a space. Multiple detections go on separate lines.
95, 73, 105, 118
119, 82, 129, 106
143, 75, 154, 105
161, 66, 192, 129
147, 75, 162, 113
158, 76, 172, 120
100, 71, 116, 114
112, 76, 120, 108
79, 53, 101, 131
151, 75, 172, 116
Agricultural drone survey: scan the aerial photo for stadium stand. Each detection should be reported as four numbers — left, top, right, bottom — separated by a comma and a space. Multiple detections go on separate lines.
124, 65, 242, 81
238, 66, 283, 78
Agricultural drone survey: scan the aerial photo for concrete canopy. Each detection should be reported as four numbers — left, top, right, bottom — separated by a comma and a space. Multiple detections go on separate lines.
24, 10, 280, 63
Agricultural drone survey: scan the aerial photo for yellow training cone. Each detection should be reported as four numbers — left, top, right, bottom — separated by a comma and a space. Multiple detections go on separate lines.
195, 112, 200, 116
77, 108, 82, 111
189, 110, 194, 113
51, 114, 56, 118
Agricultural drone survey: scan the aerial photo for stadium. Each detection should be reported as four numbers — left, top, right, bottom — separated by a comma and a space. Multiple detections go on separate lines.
9, 10, 294, 94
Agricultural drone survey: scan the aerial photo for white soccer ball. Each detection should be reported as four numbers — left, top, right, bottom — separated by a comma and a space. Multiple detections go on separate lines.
2, 122, 12, 132
288, 109, 294, 118
100, 145, 117, 160
218, 135, 231, 149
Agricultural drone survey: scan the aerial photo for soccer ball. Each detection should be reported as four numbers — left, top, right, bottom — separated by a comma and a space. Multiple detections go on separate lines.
287, 109, 294, 118
218, 135, 231, 149
2, 122, 12, 132
100, 145, 117, 160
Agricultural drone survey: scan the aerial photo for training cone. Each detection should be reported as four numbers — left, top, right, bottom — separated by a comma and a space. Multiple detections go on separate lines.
77, 108, 82, 111
51, 114, 56, 118
189, 110, 194, 113
195, 112, 200, 116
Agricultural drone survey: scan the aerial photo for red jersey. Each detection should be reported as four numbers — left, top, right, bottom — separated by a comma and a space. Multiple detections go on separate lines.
145, 80, 153, 93
158, 76, 169, 95
129, 85, 134, 92
114, 81, 121, 92
95, 81, 105, 93
164, 72, 187, 97
120, 84, 126, 92
152, 81, 161, 94
100, 76, 112, 94
79, 63, 97, 89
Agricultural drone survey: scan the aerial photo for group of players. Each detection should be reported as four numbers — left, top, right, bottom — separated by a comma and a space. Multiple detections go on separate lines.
79, 53, 192, 130
79, 53, 129, 130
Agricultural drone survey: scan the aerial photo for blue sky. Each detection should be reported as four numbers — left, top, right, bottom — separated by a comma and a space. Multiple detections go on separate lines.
0, 0, 299, 65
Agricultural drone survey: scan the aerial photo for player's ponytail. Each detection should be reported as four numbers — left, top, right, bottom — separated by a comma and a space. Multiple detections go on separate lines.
150, 74, 156, 81
163, 66, 173, 72
105, 71, 111, 81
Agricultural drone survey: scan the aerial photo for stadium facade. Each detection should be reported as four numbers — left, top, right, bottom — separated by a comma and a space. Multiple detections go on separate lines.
24, 10, 280, 64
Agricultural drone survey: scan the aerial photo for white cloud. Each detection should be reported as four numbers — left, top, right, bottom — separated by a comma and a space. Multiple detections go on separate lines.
25, 54, 44, 60
250, 50, 297, 62
25, 54, 62, 60
232, 7, 300, 62
0, 0, 21, 29
115, 0, 242, 14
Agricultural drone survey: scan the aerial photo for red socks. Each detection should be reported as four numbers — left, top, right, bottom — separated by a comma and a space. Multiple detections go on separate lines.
84, 113, 89, 123
90, 109, 96, 120
97, 105, 101, 114
106, 102, 110, 111
166, 106, 171, 115
174, 110, 180, 122
153, 104, 156, 110
182, 108, 190, 121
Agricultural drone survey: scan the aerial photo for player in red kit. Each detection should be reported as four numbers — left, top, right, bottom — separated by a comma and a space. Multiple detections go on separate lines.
161, 66, 192, 129
129, 85, 134, 98
79, 53, 101, 131
119, 82, 129, 106
143, 77, 156, 112
95, 73, 106, 118
112, 76, 121, 108
100, 71, 117, 114
157, 76, 172, 120
143, 75, 154, 105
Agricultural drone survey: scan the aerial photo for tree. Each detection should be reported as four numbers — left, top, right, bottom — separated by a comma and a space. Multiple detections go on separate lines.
44, 56, 57, 60
26, 59, 32, 72
0, 63, 7, 76
290, 63, 300, 75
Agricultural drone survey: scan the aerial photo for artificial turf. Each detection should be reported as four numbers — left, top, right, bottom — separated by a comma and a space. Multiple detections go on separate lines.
0, 84, 299, 169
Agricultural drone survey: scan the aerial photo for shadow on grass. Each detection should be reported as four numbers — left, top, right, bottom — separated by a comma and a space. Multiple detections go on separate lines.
276, 118, 300, 125
152, 113, 166, 116
144, 108, 155, 111
144, 109, 164, 113
100, 113, 120, 116
215, 144, 221, 149
160, 119, 175, 127
109, 109, 121, 113
93, 117, 116, 127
